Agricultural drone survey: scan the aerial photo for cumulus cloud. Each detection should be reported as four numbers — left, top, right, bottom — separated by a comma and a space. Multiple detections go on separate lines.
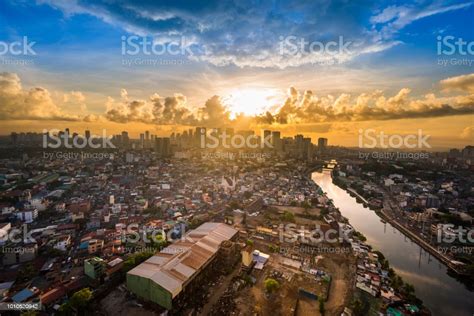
2, 72, 473, 127
104, 89, 232, 126
440, 73, 474, 93
257, 83, 474, 124
63, 91, 87, 112
461, 126, 474, 139
0, 72, 81, 121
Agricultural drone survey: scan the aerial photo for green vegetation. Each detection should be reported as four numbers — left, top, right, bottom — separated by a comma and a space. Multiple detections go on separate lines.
59, 288, 93, 315
122, 251, 155, 272
189, 217, 204, 229
243, 191, 252, 199
319, 296, 326, 315
353, 231, 367, 242
16, 263, 37, 282
229, 200, 241, 210
350, 298, 364, 316
246, 239, 254, 247
143, 206, 162, 216
268, 244, 279, 253
264, 278, 280, 294
373, 250, 390, 270
301, 201, 311, 209
280, 211, 295, 222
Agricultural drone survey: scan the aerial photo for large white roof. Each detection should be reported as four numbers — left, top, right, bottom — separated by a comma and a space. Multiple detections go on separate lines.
128, 222, 237, 298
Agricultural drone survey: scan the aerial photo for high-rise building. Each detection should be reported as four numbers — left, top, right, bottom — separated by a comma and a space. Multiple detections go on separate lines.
318, 138, 328, 152
271, 131, 282, 152
163, 138, 170, 157
140, 133, 145, 148
11, 132, 18, 145
303, 137, 312, 161
155, 137, 171, 157
121, 131, 129, 148
156, 137, 163, 154
263, 130, 272, 149
462, 146, 474, 158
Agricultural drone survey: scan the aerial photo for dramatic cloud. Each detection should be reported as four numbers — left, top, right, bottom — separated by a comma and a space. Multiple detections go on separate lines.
38, 0, 472, 69
0, 72, 81, 121
105, 89, 232, 126
2, 72, 473, 126
257, 81, 474, 124
440, 73, 474, 93
461, 126, 474, 139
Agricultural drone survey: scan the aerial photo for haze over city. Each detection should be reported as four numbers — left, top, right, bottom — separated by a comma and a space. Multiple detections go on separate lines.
0, 1, 473, 316
0, 0, 473, 148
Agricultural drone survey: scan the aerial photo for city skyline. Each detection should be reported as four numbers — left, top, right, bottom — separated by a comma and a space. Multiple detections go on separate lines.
0, 1, 473, 149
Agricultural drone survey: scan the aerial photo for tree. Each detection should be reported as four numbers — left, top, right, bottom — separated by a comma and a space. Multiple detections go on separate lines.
123, 251, 154, 272
59, 288, 93, 315
319, 296, 326, 315
264, 278, 280, 294
350, 298, 364, 316
229, 200, 241, 210
301, 201, 311, 209
17, 263, 36, 282
144, 206, 162, 216
268, 244, 279, 253
353, 231, 367, 242
69, 288, 93, 309
280, 211, 295, 223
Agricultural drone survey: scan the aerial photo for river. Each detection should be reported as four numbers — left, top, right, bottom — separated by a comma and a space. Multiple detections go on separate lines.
312, 170, 474, 316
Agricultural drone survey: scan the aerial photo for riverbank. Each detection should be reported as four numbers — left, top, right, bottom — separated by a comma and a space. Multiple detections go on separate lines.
330, 172, 469, 277
376, 208, 468, 276
312, 170, 474, 316
346, 188, 369, 205
310, 171, 429, 314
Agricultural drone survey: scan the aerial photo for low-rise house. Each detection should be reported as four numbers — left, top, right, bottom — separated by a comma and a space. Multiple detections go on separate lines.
84, 257, 106, 279
2, 242, 38, 265
16, 208, 38, 223
88, 239, 104, 254
54, 235, 71, 252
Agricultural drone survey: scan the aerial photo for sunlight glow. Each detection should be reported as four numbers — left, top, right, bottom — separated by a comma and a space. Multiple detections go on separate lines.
223, 87, 283, 119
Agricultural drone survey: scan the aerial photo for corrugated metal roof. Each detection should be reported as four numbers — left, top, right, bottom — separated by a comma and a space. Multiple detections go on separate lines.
128, 222, 237, 298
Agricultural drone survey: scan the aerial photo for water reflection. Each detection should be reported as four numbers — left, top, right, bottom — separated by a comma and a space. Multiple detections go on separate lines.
312, 171, 474, 316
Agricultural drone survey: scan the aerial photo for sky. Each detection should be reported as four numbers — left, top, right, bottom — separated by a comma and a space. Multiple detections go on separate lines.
0, 0, 473, 149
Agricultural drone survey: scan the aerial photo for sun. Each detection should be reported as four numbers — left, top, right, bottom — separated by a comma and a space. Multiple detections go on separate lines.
222, 87, 283, 119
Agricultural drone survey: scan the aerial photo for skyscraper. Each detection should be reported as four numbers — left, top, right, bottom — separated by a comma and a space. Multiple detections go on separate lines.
271, 131, 282, 152
140, 133, 145, 149
263, 130, 272, 149
121, 131, 129, 148
318, 138, 328, 152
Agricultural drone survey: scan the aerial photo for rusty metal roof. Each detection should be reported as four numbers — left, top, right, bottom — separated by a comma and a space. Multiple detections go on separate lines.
128, 222, 237, 298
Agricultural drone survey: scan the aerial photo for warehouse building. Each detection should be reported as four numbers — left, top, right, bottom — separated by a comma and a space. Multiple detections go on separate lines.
127, 222, 238, 310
